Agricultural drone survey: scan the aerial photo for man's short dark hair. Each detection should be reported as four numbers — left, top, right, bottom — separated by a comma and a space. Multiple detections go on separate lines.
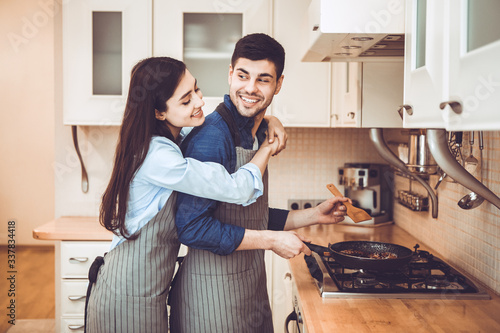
231, 33, 285, 79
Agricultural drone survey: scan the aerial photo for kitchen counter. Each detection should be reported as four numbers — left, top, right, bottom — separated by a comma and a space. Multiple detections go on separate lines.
33, 216, 113, 241
288, 223, 500, 333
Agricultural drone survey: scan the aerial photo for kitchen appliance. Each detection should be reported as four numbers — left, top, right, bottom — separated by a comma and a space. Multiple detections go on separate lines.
338, 163, 392, 224
304, 243, 490, 300
303, 0, 405, 62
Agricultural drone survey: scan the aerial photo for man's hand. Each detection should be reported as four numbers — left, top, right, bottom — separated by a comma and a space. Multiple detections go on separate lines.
283, 197, 351, 230
313, 197, 350, 225
264, 115, 287, 155
268, 231, 312, 259
237, 230, 312, 259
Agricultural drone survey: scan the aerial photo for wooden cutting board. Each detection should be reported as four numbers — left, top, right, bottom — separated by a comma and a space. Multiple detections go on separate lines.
326, 184, 372, 223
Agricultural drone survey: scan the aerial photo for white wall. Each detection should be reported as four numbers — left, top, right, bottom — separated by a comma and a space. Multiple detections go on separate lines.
0, 0, 56, 246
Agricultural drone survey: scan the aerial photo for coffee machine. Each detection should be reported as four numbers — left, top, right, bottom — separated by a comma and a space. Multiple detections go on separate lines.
338, 163, 392, 224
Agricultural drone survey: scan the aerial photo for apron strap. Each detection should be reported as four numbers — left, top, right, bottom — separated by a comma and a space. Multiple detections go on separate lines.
215, 102, 241, 147
84, 254, 106, 333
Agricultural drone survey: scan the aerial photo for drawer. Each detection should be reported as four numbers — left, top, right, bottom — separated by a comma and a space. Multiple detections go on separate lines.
61, 317, 84, 332
61, 279, 89, 316
60, 241, 110, 278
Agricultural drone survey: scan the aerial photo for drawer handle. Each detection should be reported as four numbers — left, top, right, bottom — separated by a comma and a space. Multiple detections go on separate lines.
68, 295, 86, 301
68, 324, 84, 330
69, 257, 88, 263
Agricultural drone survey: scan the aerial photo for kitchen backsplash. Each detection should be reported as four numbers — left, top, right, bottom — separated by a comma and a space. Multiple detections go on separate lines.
268, 128, 500, 295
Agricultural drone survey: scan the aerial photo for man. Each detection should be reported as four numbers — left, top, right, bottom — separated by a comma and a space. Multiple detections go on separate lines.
169, 33, 349, 332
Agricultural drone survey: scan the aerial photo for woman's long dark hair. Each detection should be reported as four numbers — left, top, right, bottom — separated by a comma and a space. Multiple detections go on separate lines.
100, 57, 187, 239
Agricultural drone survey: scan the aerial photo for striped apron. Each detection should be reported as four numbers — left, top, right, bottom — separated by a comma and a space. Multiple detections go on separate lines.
169, 104, 273, 333
86, 193, 180, 333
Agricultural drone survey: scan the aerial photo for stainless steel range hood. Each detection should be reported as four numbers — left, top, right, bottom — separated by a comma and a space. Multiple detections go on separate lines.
302, 0, 405, 62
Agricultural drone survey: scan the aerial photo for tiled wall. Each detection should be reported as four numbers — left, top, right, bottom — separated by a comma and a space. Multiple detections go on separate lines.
268, 128, 500, 295
393, 131, 500, 295
267, 128, 387, 208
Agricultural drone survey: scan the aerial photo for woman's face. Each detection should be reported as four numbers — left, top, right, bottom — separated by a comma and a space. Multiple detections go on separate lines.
156, 69, 205, 138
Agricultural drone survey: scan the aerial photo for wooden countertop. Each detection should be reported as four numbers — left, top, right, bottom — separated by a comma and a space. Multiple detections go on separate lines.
32, 216, 113, 241
289, 224, 500, 333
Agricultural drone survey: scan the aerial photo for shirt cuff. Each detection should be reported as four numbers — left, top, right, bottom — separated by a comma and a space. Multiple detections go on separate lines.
268, 208, 289, 231
239, 163, 264, 207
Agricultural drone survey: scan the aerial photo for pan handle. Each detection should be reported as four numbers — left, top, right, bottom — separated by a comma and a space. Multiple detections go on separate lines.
304, 242, 331, 256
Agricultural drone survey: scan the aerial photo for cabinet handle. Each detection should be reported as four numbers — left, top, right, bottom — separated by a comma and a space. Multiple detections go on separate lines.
284, 272, 292, 280
68, 324, 84, 330
69, 257, 88, 263
68, 295, 86, 301
347, 112, 355, 119
439, 101, 462, 114
398, 104, 413, 116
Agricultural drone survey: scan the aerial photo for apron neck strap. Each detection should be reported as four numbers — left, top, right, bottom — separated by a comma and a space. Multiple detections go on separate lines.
215, 102, 241, 147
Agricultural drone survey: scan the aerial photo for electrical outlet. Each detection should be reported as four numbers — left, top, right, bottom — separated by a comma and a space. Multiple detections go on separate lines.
302, 199, 315, 209
288, 199, 302, 210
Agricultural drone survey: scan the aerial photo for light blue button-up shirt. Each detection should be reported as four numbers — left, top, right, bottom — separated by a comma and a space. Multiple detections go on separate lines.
109, 135, 263, 250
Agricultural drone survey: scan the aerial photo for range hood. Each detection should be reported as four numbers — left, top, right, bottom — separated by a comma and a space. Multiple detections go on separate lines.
302, 0, 405, 62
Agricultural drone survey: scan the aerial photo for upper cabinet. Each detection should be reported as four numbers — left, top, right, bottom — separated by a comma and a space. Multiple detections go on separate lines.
63, 0, 271, 125
63, 0, 152, 125
153, 0, 272, 115
403, 0, 500, 130
331, 61, 404, 128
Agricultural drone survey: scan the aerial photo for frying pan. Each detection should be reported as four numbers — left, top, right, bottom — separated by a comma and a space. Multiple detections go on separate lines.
305, 241, 414, 271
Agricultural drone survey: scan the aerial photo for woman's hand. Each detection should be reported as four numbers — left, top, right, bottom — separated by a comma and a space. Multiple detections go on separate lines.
264, 115, 288, 155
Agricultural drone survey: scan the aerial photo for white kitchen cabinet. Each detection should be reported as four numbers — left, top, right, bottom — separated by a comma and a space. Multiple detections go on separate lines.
62, 0, 152, 125
403, 0, 500, 130
445, 0, 500, 130
402, 0, 446, 129
331, 62, 362, 127
153, 0, 272, 115
332, 61, 404, 128
55, 241, 111, 333
272, 0, 331, 127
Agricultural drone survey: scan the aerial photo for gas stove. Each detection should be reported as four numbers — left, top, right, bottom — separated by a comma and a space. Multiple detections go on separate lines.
305, 244, 490, 299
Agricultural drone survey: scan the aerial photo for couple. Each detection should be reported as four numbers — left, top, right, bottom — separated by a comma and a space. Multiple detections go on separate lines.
86, 33, 349, 332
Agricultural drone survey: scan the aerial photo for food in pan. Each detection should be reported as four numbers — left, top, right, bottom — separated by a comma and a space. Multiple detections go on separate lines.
340, 249, 398, 259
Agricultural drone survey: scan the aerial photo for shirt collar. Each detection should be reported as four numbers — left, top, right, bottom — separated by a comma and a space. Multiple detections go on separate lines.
223, 94, 268, 147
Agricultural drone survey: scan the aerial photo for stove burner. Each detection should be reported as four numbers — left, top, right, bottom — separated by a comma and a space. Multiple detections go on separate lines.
354, 272, 378, 287
426, 275, 451, 289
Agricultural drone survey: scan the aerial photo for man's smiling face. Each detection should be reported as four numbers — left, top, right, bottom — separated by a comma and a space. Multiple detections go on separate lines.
228, 57, 283, 118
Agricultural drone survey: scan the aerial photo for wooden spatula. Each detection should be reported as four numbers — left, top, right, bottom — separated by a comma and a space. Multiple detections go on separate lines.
326, 183, 372, 223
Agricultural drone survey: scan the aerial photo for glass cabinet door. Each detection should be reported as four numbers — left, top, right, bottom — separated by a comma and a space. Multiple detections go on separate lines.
183, 13, 242, 97
445, 0, 500, 130
153, 0, 271, 115
63, 0, 151, 125
402, 0, 447, 129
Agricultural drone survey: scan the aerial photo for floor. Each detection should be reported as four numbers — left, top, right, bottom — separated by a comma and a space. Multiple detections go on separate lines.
0, 246, 55, 333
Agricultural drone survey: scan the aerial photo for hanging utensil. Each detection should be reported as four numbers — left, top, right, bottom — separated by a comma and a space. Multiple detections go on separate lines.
458, 131, 485, 209
464, 131, 478, 174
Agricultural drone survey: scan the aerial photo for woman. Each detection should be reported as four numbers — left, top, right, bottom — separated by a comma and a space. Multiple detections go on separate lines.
85, 57, 284, 332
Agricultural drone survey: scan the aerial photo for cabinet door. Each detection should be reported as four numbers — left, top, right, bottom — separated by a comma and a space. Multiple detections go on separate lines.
331, 62, 362, 127
63, 0, 152, 125
271, 0, 331, 127
444, 0, 500, 130
361, 62, 404, 128
153, 0, 272, 115
402, 0, 447, 128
